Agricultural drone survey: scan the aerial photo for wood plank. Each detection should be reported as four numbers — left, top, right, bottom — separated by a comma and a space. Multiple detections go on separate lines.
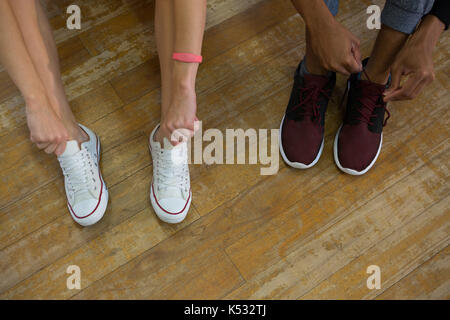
224, 149, 448, 299
78, 2, 155, 57
300, 198, 449, 299
1, 205, 202, 299
376, 246, 450, 300
222, 93, 449, 281
48, 0, 154, 44
0, 164, 153, 293
72, 247, 242, 299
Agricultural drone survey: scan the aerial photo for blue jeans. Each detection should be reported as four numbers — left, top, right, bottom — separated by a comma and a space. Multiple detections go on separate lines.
323, 0, 435, 34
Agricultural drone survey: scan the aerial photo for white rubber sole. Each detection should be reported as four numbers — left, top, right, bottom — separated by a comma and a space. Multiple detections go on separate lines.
279, 115, 324, 169
150, 184, 191, 224
333, 124, 383, 176
68, 132, 108, 227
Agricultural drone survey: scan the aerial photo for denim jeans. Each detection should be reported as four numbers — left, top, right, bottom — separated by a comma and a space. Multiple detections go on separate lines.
323, 0, 435, 34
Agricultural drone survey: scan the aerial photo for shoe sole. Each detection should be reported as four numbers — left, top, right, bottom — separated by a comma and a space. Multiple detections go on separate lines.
150, 184, 191, 224
278, 115, 324, 169
68, 131, 109, 227
333, 124, 383, 176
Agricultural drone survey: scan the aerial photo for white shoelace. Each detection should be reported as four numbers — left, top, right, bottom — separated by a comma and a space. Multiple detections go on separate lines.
155, 147, 189, 194
58, 148, 97, 197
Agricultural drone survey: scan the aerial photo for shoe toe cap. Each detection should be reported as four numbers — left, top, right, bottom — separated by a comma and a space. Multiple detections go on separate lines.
157, 198, 189, 215
281, 119, 323, 165
337, 125, 381, 172
70, 194, 107, 226
151, 190, 191, 224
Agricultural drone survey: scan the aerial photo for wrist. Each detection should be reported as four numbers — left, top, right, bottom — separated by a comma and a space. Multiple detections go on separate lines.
24, 91, 48, 111
412, 15, 444, 48
296, 0, 334, 30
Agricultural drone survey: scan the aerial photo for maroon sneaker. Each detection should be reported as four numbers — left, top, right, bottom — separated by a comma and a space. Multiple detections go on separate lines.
334, 70, 390, 175
279, 63, 336, 168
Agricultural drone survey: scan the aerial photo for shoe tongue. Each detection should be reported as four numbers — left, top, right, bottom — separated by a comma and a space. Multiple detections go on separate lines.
60, 140, 80, 157
303, 74, 330, 88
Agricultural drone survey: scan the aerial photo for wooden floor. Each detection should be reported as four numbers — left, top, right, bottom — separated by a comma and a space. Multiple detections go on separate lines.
0, 0, 449, 299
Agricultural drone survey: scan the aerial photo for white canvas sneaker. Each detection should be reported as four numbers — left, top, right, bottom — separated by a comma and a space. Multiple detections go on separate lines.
58, 124, 108, 226
149, 125, 191, 224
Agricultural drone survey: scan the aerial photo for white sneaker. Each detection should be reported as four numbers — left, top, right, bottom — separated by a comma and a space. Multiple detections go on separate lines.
58, 124, 108, 226
149, 125, 191, 224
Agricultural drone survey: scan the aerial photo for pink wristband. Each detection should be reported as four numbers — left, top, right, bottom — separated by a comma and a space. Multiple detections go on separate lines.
172, 52, 203, 63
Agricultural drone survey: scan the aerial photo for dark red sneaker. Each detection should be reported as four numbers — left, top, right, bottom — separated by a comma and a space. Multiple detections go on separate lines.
334, 70, 390, 175
279, 63, 336, 168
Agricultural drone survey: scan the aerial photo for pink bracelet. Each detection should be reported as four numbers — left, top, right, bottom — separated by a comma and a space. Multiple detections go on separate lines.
172, 52, 203, 63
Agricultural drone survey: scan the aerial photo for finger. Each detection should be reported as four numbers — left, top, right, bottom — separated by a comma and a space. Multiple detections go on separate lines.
55, 140, 67, 156
44, 143, 58, 154
351, 33, 361, 47
385, 66, 402, 95
385, 73, 422, 101
351, 43, 362, 71
193, 118, 201, 133
36, 142, 50, 150
343, 55, 361, 75
184, 121, 195, 132
171, 128, 193, 144
333, 63, 350, 76
409, 78, 429, 100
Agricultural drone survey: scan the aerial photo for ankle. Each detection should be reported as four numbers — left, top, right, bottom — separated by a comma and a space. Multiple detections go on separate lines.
305, 44, 328, 75
67, 123, 88, 144
172, 61, 198, 91
305, 59, 328, 76
363, 64, 389, 85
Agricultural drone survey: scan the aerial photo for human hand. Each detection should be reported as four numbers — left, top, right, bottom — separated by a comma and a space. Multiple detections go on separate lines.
306, 16, 362, 75
25, 97, 69, 155
159, 86, 198, 147
384, 15, 444, 102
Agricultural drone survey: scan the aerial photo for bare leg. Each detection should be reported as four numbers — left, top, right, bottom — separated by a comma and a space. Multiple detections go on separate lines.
154, 0, 206, 146
155, 0, 175, 118
363, 24, 409, 84
305, 30, 328, 75
8, 0, 87, 143
0, 0, 68, 155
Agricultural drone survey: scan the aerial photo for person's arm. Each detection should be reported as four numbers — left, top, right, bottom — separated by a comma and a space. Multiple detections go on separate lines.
291, 0, 362, 75
0, 0, 68, 154
384, 15, 445, 101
